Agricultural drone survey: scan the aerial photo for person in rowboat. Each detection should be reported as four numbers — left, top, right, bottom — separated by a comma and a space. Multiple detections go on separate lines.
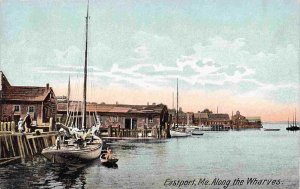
106, 148, 113, 160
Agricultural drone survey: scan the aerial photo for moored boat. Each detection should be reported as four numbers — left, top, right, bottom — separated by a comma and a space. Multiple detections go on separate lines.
264, 129, 280, 131
286, 110, 299, 131
170, 79, 192, 138
170, 129, 192, 137
42, 1, 103, 164
100, 153, 118, 165
191, 128, 204, 135
42, 140, 102, 164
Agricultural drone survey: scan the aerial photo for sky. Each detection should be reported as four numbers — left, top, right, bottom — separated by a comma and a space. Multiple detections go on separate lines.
0, 0, 299, 122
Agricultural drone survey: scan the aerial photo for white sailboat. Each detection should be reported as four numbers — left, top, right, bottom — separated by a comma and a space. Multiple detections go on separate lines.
170, 78, 191, 137
42, 0, 102, 163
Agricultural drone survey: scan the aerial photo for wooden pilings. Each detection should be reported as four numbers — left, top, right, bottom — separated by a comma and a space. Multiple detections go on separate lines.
0, 133, 57, 162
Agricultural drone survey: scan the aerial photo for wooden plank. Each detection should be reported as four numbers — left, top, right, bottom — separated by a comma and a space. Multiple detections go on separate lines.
26, 137, 33, 156
43, 138, 46, 148
2, 137, 7, 158
7, 122, 11, 132
4, 136, 10, 157
32, 138, 37, 154
22, 136, 29, 156
0, 122, 4, 131
16, 136, 23, 158
26, 134, 57, 139
0, 137, 2, 158
0, 156, 21, 166
19, 136, 25, 158
51, 135, 55, 146
9, 135, 16, 157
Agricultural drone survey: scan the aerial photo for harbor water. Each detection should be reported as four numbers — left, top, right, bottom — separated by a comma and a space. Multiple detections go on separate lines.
0, 123, 299, 189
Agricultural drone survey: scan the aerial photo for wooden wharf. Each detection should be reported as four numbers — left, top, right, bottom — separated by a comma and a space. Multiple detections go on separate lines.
101, 125, 170, 139
0, 121, 57, 165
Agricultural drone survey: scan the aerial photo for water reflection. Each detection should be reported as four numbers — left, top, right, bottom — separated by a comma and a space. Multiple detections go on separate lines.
0, 124, 299, 188
102, 163, 118, 169
0, 156, 89, 189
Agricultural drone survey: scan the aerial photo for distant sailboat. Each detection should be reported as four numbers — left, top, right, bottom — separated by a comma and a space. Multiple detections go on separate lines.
42, 0, 102, 163
286, 110, 299, 131
170, 78, 191, 137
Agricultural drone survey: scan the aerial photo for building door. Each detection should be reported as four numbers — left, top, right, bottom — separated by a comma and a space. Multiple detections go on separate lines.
132, 118, 137, 129
13, 115, 20, 123
125, 118, 131, 129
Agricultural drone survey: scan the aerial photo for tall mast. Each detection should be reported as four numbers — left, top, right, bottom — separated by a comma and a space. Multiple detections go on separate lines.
176, 78, 179, 128
82, 0, 89, 129
295, 109, 297, 126
67, 75, 70, 116
172, 92, 174, 109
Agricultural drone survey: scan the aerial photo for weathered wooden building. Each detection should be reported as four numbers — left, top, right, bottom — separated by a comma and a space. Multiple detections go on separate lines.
168, 107, 191, 126
194, 112, 209, 125
193, 110, 230, 127
207, 113, 230, 126
57, 101, 169, 130
0, 71, 56, 125
246, 117, 262, 127
231, 111, 262, 128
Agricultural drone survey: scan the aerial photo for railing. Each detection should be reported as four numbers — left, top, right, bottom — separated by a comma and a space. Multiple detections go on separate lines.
0, 117, 54, 134
0, 121, 15, 133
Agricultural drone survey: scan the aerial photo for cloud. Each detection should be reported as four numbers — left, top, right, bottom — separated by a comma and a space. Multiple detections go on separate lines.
209, 37, 246, 51
20, 31, 298, 107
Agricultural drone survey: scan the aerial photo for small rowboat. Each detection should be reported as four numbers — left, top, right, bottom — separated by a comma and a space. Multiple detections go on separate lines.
100, 153, 118, 165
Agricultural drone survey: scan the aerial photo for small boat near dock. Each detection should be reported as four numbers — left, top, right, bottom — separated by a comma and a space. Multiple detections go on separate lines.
100, 153, 118, 165
264, 129, 280, 131
170, 79, 192, 138
170, 129, 192, 137
191, 128, 204, 135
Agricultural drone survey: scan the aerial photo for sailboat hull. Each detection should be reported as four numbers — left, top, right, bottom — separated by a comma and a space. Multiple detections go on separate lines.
42, 143, 102, 164
170, 130, 191, 137
286, 127, 299, 131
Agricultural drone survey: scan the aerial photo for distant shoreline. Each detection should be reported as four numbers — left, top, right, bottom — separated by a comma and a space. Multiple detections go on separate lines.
263, 122, 298, 124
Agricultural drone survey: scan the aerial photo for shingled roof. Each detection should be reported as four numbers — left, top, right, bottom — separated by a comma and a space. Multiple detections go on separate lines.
2, 86, 52, 101
208, 113, 230, 121
57, 101, 167, 115
0, 71, 53, 102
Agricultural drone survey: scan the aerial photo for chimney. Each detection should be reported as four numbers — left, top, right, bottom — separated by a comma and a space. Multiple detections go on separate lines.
147, 102, 149, 106
46, 83, 49, 90
116, 101, 118, 105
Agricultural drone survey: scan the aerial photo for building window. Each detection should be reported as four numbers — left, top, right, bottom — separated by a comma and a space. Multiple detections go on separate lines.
149, 116, 153, 123
112, 116, 118, 123
13, 105, 20, 113
28, 106, 35, 113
